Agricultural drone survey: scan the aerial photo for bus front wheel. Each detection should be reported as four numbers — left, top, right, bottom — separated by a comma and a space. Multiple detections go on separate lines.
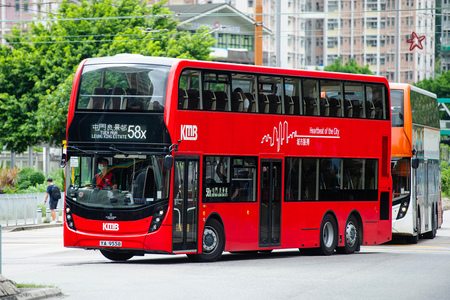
100, 250, 134, 261
188, 219, 225, 262
319, 214, 337, 255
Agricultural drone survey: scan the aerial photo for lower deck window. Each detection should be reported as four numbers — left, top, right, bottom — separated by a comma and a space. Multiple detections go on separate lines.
203, 156, 257, 203
285, 157, 378, 201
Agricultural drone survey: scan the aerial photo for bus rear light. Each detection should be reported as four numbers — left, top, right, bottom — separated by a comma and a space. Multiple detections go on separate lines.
149, 205, 167, 233
65, 204, 77, 230
396, 198, 410, 220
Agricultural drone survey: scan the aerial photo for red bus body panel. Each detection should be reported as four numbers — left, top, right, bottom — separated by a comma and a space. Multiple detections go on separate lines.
65, 57, 392, 256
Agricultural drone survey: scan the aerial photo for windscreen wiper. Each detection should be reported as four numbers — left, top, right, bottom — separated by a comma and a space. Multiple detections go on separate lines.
109, 145, 129, 156
67, 145, 90, 154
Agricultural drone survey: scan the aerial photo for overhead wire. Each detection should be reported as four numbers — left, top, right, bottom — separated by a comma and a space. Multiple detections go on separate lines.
0, 6, 441, 23
0, 4, 441, 45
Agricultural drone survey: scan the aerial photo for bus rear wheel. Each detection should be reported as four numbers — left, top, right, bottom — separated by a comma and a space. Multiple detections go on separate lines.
188, 219, 224, 262
100, 250, 134, 261
319, 214, 337, 255
337, 215, 359, 254
423, 209, 437, 239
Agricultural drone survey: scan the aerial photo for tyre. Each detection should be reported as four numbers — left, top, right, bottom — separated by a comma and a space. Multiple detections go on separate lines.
406, 234, 419, 244
319, 214, 337, 255
423, 209, 436, 239
337, 215, 359, 254
407, 214, 420, 244
188, 219, 225, 262
100, 250, 134, 261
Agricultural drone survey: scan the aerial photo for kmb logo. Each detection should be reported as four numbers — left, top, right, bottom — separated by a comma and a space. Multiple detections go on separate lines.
181, 125, 198, 140
103, 223, 119, 231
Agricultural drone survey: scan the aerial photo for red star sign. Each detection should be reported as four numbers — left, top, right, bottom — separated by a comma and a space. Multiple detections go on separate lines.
407, 32, 425, 51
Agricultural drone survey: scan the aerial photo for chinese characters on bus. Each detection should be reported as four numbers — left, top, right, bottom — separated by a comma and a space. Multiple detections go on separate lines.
91, 123, 147, 140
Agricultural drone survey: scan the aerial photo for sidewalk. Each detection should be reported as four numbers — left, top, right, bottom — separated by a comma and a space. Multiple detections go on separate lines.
0, 275, 63, 300
1, 222, 63, 233
1, 222, 64, 299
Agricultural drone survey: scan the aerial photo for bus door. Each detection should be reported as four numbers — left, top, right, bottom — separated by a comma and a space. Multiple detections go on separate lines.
424, 159, 429, 231
259, 159, 282, 247
172, 157, 199, 252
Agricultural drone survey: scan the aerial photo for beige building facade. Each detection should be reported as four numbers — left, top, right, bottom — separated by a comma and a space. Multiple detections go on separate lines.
156, 0, 435, 83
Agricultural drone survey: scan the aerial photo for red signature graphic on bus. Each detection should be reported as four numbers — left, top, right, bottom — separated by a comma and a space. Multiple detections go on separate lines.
261, 121, 340, 152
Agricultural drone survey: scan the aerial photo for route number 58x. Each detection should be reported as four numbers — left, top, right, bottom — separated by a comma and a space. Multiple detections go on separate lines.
128, 125, 147, 139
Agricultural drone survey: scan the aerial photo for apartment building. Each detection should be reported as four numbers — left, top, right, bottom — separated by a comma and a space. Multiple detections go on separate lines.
327, 0, 435, 83
0, 0, 58, 45
156, 0, 435, 83
442, 0, 450, 72
168, 3, 271, 64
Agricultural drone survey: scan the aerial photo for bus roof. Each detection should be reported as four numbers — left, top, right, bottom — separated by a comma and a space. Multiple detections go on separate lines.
83, 54, 179, 67
389, 82, 437, 99
83, 54, 389, 85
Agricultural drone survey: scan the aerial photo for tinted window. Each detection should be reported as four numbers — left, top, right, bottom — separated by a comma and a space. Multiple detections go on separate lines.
285, 157, 378, 202
78, 64, 169, 112
390, 89, 404, 127
203, 156, 257, 203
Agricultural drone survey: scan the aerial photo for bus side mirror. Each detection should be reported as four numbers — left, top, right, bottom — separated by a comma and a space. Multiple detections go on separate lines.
164, 155, 173, 170
60, 153, 66, 168
411, 158, 419, 169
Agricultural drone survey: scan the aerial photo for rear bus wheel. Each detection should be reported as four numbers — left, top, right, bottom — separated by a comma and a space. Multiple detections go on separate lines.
337, 215, 359, 254
424, 209, 437, 239
319, 214, 337, 255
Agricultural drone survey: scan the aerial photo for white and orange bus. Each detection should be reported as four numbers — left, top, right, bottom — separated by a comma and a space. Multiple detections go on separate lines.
390, 83, 441, 243
63, 54, 392, 261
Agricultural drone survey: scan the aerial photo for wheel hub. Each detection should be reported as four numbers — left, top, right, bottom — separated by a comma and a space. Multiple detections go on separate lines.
203, 227, 217, 252
323, 222, 334, 248
346, 221, 357, 247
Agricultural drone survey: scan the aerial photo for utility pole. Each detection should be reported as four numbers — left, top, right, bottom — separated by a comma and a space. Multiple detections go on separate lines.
255, 0, 263, 66
276, 0, 281, 67
1, 0, 5, 45
395, 0, 400, 82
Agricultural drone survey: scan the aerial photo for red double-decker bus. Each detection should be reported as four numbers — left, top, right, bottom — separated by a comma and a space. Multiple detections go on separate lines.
63, 54, 392, 262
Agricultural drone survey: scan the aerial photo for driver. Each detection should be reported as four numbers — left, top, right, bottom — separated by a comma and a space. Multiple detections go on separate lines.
93, 158, 117, 189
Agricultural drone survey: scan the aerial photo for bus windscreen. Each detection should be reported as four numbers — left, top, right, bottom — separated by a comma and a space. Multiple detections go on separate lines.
77, 64, 170, 112
390, 89, 404, 127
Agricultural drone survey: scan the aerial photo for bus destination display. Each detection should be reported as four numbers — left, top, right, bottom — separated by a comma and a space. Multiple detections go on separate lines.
91, 123, 147, 140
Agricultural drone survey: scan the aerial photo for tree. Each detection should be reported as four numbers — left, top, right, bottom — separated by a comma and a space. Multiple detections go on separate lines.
415, 71, 450, 98
324, 57, 374, 75
0, 0, 215, 151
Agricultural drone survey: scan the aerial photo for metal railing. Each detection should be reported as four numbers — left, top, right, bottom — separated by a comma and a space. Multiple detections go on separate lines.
0, 193, 60, 227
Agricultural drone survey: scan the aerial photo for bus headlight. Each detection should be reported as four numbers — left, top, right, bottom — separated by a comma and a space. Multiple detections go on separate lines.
396, 198, 410, 220
149, 205, 167, 233
65, 204, 76, 230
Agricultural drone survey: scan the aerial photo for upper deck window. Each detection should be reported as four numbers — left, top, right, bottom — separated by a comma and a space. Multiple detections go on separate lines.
178, 68, 390, 120
77, 64, 170, 112
391, 89, 404, 127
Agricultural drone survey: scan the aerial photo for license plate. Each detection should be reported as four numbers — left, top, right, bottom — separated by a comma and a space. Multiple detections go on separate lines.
100, 241, 122, 247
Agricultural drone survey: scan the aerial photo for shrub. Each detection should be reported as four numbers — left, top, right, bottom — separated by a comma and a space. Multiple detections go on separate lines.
18, 180, 32, 190
441, 161, 450, 197
18, 167, 46, 190
0, 166, 19, 193
18, 183, 48, 194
